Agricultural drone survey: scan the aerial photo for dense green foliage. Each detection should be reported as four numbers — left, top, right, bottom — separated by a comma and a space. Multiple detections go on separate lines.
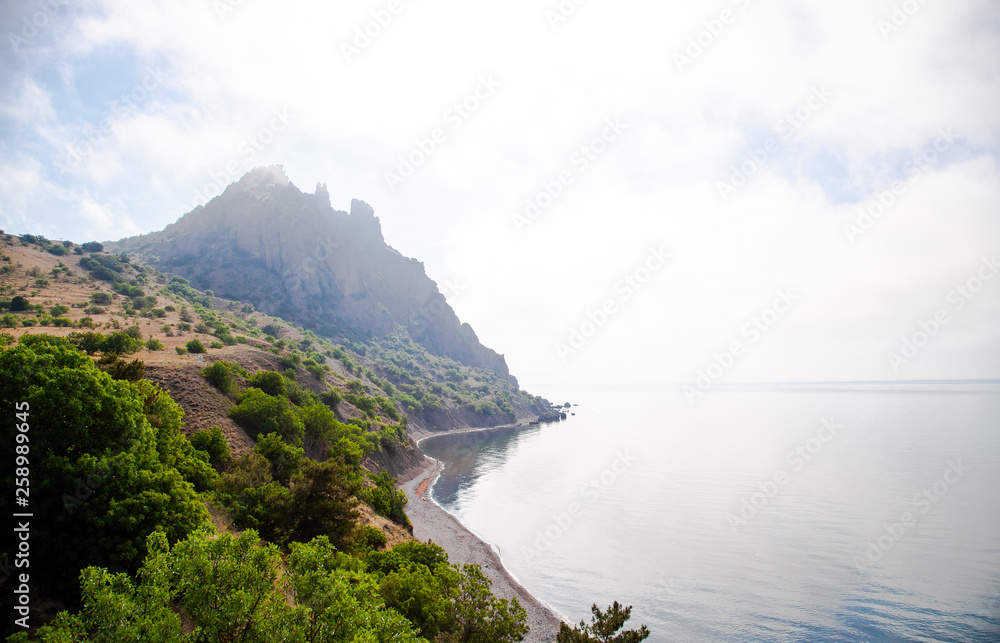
189, 426, 232, 470
0, 336, 213, 608
10, 531, 536, 643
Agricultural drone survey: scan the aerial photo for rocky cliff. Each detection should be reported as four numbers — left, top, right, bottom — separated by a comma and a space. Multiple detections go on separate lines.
108, 166, 516, 384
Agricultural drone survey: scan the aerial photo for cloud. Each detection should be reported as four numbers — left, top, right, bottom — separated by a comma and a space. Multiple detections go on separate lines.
0, 0, 997, 386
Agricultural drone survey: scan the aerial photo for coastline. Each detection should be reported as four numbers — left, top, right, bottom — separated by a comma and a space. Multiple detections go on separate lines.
398, 422, 564, 643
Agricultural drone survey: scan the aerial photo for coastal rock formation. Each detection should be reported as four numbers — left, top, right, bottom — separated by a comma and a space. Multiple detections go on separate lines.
108, 166, 516, 384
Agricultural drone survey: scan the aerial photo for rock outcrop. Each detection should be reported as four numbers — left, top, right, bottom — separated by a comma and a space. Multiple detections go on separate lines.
108, 166, 516, 384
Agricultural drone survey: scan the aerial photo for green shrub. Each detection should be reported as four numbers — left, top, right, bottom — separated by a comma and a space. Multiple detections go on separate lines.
190, 426, 232, 470
52, 317, 74, 327
186, 339, 206, 354
175, 346, 188, 355
201, 361, 243, 396
146, 338, 165, 351
247, 370, 286, 397
50, 304, 69, 316
90, 292, 113, 305
355, 524, 388, 551
209, 341, 224, 349
229, 388, 304, 444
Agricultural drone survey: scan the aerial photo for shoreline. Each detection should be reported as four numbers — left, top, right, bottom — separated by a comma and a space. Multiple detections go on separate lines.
398, 422, 565, 643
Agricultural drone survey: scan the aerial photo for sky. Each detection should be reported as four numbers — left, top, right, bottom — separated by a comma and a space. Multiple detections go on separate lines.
1, 0, 998, 394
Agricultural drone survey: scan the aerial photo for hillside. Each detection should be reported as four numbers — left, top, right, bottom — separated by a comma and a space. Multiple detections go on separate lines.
0, 231, 570, 640
105, 166, 516, 385
0, 233, 559, 446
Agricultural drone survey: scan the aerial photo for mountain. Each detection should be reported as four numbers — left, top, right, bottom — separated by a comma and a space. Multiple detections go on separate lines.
108, 166, 516, 384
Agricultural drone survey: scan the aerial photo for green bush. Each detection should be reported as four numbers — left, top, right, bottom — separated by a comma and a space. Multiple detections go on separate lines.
201, 361, 244, 396
363, 470, 409, 526
247, 370, 286, 397
50, 304, 69, 316
145, 338, 164, 351
189, 426, 232, 470
229, 388, 304, 444
9, 296, 30, 311
90, 292, 113, 305
186, 339, 206, 354
175, 346, 188, 355
209, 340, 224, 349
355, 524, 388, 551
0, 339, 210, 604
102, 331, 143, 355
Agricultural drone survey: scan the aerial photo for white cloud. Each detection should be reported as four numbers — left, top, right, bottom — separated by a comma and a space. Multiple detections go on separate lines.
0, 0, 997, 387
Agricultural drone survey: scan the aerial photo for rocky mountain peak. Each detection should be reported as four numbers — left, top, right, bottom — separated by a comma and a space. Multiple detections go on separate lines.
107, 168, 516, 384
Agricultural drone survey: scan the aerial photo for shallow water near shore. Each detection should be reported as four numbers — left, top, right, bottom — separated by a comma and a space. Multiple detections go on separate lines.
420, 383, 1000, 642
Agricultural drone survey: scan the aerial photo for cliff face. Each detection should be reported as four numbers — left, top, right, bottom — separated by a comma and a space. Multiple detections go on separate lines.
108, 166, 516, 384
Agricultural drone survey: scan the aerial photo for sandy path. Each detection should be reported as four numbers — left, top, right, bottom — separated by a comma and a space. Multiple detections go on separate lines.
399, 456, 563, 643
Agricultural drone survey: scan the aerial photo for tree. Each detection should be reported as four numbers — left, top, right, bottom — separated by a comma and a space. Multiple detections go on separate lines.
82, 241, 104, 252
442, 565, 528, 643
102, 330, 143, 355
229, 387, 305, 444
186, 338, 206, 354
286, 536, 427, 643
248, 370, 286, 396
9, 295, 29, 311
286, 459, 361, 547
556, 602, 650, 643
90, 291, 113, 305
190, 426, 232, 470
201, 360, 243, 396
254, 431, 303, 485
0, 337, 209, 605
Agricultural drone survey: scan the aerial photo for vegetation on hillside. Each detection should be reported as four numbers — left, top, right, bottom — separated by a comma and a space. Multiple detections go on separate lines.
0, 232, 647, 641
1, 336, 530, 642
0, 232, 552, 430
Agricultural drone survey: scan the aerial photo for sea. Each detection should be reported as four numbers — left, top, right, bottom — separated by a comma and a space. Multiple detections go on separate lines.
420, 382, 1000, 643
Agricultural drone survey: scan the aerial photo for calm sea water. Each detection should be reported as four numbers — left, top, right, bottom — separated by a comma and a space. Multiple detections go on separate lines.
421, 383, 1000, 643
